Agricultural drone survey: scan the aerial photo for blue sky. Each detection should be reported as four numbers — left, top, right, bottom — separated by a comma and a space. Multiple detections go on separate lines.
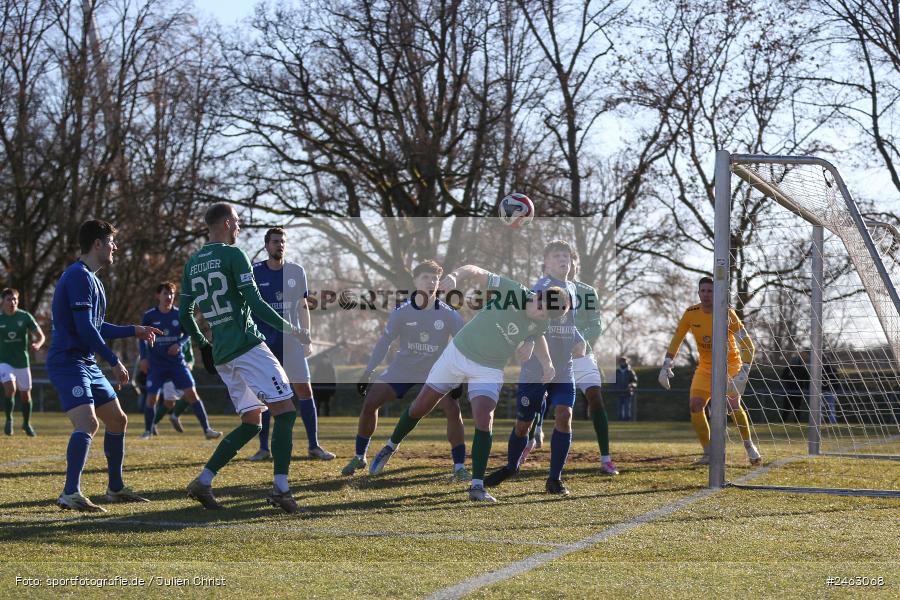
192, 0, 254, 25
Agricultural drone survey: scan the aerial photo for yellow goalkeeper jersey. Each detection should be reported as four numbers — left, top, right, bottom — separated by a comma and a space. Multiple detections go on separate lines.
667, 304, 749, 370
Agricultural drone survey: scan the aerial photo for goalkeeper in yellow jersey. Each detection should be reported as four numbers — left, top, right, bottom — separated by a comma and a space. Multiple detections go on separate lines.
659, 276, 762, 466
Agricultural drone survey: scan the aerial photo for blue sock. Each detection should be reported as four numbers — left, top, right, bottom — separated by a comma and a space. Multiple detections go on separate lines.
64, 431, 92, 495
259, 410, 271, 451
297, 398, 319, 449
451, 443, 466, 466
507, 431, 528, 469
143, 405, 154, 433
355, 435, 370, 457
192, 400, 211, 431
549, 429, 572, 481
104, 431, 125, 492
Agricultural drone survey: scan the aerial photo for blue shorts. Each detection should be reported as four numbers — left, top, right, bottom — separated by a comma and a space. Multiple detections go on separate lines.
48, 362, 117, 412
269, 338, 310, 383
146, 362, 195, 395
379, 364, 429, 399
516, 381, 575, 422
376, 379, 416, 398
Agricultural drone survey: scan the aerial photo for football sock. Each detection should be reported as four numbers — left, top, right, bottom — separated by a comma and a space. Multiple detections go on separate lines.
198, 468, 215, 486
691, 411, 711, 449
153, 402, 169, 425
21, 399, 32, 427
355, 435, 371, 458
274, 474, 289, 494
143, 405, 155, 433
451, 443, 466, 468
389, 407, 420, 446
204, 422, 262, 474
297, 398, 319, 449
259, 410, 271, 451
507, 431, 528, 470
192, 399, 211, 432
174, 398, 189, 416
549, 429, 572, 481
591, 408, 610, 456
64, 431, 92, 495
471, 428, 493, 480
271, 411, 296, 487
104, 431, 125, 492
3, 391, 12, 421
730, 407, 752, 442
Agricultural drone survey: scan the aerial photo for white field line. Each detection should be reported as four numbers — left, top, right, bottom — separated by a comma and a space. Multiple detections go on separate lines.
0, 514, 562, 548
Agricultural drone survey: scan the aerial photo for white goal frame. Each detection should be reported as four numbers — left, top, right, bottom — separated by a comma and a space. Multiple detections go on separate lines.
710, 150, 900, 497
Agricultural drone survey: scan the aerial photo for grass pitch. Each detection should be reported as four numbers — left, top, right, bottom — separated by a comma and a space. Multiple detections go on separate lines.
0, 414, 897, 599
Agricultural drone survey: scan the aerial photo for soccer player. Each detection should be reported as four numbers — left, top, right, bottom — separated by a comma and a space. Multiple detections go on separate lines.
0, 288, 45, 436
180, 203, 308, 513
342, 260, 468, 479
48, 220, 162, 512
138, 282, 221, 440
149, 341, 196, 433
484, 241, 583, 495
247, 227, 334, 462
659, 276, 762, 465
368, 265, 568, 503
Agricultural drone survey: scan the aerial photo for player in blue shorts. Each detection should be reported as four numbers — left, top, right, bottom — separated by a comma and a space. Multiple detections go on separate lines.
484, 240, 582, 495
138, 282, 221, 440
247, 227, 334, 461
341, 260, 467, 478
48, 220, 163, 512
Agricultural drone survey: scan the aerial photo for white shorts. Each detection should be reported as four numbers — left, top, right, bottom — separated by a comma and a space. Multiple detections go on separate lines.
216, 344, 293, 415
162, 381, 184, 402
0, 364, 32, 391
573, 355, 602, 393
425, 342, 504, 403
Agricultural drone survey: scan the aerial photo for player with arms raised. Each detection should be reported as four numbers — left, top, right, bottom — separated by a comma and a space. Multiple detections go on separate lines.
368, 266, 568, 502
660, 276, 761, 465
0, 288, 45, 436
49, 220, 162, 512
180, 203, 308, 513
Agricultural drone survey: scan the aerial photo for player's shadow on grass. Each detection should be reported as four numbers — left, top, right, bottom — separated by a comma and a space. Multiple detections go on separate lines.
0, 460, 209, 480
293, 465, 456, 494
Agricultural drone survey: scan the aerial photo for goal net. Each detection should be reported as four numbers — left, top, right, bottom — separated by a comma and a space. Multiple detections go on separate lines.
710, 152, 900, 497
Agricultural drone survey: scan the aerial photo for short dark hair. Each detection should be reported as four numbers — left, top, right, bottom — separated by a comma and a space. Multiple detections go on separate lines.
78, 220, 117, 254
535, 285, 570, 319
543, 240, 573, 257
265, 227, 286, 245
204, 202, 234, 226
156, 281, 176, 294
1, 288, 18, 300
698, 276, 713, 288
413, 260, 443, 278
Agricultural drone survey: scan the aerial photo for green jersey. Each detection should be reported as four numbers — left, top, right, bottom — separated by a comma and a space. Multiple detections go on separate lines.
180, 242, 290, 365
0, 309, 39, 369
573, 280, 602, 353
452, 274, 549, 370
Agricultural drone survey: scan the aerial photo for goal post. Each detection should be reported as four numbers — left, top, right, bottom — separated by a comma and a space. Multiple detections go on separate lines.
711, 150, 900, 497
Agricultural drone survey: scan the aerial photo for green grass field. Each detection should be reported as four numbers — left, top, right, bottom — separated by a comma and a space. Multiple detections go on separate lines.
0, 414, 897, 599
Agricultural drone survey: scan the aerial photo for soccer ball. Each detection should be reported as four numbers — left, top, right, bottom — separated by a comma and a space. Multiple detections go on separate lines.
498, 192, 535, 228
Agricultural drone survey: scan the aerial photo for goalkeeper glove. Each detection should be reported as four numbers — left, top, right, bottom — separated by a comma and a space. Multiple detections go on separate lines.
357, 370, 375, 398
728, 364, 751, 396
658, 357, 674, 390
200, 343, 217, 375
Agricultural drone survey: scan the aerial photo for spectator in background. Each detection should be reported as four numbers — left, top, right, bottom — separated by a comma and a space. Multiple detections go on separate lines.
615, 357, 638, 421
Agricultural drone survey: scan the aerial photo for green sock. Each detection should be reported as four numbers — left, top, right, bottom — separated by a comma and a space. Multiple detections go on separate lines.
389, 407, 421, 445
471, 428, 493, 480
21, 399, 32, 426
271, 411, 296, 476
592, 408, 610, 456
204, 422, 262, 474
153, 404, 171, 424
173, 398, 189, 416
2, 391, 12, 421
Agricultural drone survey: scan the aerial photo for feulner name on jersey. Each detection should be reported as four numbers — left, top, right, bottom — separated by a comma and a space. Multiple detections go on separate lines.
189, 259, 222, 276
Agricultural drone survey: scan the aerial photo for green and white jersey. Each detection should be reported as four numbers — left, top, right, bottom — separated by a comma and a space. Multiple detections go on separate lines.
0, 309, 39, 368
573, 280, 602, 354
452, 274, 549, 370
181, 243, 265, 365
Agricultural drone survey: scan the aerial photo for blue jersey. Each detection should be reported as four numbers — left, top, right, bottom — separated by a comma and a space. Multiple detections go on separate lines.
47, 260, 117, 366
140, 307, 188, 367
367, 299, 465, 382
521, 275, 580, 383
252, 261, 307, 346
